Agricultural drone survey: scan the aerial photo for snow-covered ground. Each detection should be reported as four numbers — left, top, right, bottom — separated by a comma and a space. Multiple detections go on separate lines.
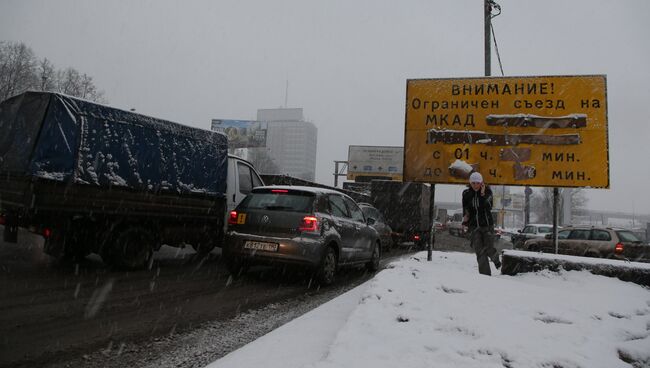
209, 251, 650, 368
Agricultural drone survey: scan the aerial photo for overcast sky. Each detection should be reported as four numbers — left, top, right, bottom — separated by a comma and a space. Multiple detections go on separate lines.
1, 0, 649, 213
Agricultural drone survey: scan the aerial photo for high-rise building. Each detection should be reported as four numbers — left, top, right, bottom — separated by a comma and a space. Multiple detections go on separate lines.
256, 108, 317, 181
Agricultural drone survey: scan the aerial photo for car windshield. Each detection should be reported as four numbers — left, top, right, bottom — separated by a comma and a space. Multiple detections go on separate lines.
239, 191, 315, 212
616, 230, 641, 243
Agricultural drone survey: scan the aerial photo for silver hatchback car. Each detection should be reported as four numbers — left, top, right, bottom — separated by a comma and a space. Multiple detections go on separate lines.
223, 186, 381, 285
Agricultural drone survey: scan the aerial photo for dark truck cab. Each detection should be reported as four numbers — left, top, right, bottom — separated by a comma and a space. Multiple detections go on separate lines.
370, 180, 431, 248
0, 92, 248, 268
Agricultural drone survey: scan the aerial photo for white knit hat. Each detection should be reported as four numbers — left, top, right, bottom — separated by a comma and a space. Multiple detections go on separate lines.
469, 172, 483, 183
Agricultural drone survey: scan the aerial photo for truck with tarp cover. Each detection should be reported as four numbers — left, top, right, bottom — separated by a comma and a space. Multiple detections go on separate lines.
0, 91, 262, 268
369, 180, 432, 248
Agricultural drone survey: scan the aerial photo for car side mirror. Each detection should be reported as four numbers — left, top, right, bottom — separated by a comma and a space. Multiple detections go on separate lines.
367, 217, 376, 226
517, 230, 522, 233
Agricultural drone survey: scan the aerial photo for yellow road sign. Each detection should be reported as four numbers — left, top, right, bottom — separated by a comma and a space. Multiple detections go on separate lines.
404, 75, 608, 188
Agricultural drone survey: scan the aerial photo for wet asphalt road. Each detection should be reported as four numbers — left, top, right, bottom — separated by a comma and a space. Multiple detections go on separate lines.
1, 227, 442, 368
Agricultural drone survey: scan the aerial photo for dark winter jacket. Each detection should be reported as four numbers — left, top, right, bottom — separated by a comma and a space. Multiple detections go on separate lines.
462, 185, 494, 229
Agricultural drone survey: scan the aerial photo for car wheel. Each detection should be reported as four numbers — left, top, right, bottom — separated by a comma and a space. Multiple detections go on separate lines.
105, 226, 154, 270
366, 242, 381, 272
316, 246, 337, 286
383, 236, 393, 253
224, 251, 246, 277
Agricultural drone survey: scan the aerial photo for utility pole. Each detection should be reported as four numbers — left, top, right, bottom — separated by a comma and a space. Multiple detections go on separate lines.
484, 0, 492, 77
483, 0, 492, 77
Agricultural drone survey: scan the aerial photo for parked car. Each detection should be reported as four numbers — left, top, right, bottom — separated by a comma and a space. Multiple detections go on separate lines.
433, 221, 446, 233
448, 221, 466, 237
519, 225, 650, 262
223, 186, 382, 285
358, 203, 394, 251
511, 224, 554, 249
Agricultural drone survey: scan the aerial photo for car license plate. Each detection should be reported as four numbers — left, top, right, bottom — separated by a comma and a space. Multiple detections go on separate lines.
244, 241, 279, 252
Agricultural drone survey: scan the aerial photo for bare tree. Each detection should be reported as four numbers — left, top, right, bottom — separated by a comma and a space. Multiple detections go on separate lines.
0, 41, 106, 103
531, 187, 588, 224
37, 57, 57, 91
246, 147, 281, 175
57, 67, 82, 96
0, 41, 38, 100
77, 73, 105, 102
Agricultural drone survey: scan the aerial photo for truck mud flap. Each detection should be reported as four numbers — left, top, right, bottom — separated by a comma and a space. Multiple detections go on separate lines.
2, 217, 19, 243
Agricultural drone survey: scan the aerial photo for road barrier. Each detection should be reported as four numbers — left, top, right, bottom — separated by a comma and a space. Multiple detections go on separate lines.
501, 249, 650, 287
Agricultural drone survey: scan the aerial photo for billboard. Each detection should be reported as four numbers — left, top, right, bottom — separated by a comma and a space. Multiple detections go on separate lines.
347, 145, 403, 181
404, 75, 608, 188
211, 119, 267, 149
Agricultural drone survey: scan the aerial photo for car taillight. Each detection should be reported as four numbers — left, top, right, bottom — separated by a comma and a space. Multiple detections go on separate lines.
413, 235, 421, 241
299, 216, 319, 233
228, 211, 238, 225
615, 242, 624, 254
43, 228, 52, 238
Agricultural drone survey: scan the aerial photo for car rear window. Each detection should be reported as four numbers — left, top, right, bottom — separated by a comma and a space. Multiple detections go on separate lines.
616, 230, 641, 242
239, 190, 315, 212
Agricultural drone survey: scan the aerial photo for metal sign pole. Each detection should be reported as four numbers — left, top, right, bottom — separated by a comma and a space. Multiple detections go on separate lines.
333, 161, 348, 187
553, 187, 559, 253
428, 184, 436, 261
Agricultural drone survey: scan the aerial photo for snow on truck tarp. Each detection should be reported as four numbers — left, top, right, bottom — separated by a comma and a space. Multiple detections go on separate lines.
0, 92, 228, 195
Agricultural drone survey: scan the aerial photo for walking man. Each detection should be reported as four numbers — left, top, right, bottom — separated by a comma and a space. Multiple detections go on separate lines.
462, 172, 501, 275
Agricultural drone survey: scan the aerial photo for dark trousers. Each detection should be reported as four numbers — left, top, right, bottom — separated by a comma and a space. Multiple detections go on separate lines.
469, 227, 499, 275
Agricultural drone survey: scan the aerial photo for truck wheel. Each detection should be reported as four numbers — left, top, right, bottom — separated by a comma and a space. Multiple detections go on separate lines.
62, 243, 90, 262
366, 242, 381, 272
106, 227, 154, 269
192, 242, 216, 256
316, 246, 337, 286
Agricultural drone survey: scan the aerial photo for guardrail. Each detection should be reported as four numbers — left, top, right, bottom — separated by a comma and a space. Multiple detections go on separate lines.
501, 249, 650, 287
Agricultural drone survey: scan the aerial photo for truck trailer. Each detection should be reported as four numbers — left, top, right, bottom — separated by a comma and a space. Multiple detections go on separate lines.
0, 92, 263, 268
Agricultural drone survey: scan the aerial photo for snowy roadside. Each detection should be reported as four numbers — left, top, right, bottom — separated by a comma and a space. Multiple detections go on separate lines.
210, 251, 650, 368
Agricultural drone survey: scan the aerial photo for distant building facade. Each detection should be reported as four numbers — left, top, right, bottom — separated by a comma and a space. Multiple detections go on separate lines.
211, 108, 318, 182
256, 108, 317, 182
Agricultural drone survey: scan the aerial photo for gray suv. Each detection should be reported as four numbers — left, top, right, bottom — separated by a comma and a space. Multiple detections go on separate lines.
520, 225, 649, 262
224, 186, 381, 285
